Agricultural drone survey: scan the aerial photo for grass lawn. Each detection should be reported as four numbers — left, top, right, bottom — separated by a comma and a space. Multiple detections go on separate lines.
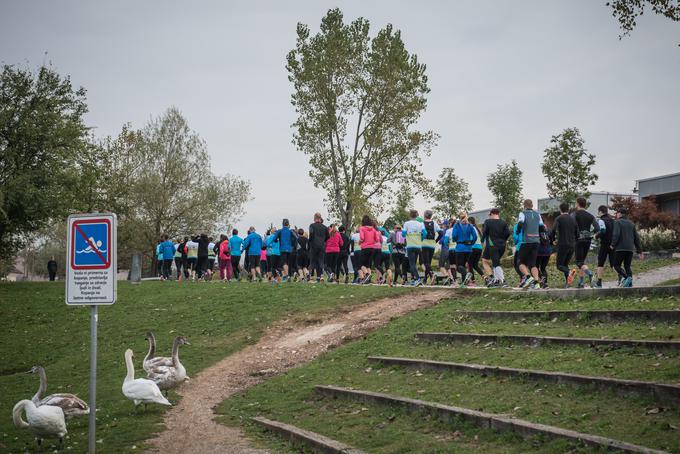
0, 280, 409, 454
217, 295, 680, 453
442, 293, 680, 311
659, 278, 680, 286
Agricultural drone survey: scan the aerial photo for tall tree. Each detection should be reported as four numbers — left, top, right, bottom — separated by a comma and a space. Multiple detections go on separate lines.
487, 160, 524, 225
382, 185, 413, 229
128, 107, 251, 268
541, 127, 598, 206
606, 0, 680, 38
431, 168, 473, 220
0, 64, 89, 268
286, 8, 437, 229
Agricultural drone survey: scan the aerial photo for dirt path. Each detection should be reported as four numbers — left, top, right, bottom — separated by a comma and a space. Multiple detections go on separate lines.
146, 289, 452, 454
603, 263, 680, 288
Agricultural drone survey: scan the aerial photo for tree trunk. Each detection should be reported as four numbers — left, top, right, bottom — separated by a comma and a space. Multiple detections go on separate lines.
341, 201, 354, 231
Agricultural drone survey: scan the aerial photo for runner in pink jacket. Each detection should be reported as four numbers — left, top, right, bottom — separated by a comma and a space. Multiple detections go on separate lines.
325, 225, 343, 282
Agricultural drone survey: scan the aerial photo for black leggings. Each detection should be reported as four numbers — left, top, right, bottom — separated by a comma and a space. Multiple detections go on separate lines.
351, 254, 360, 279
392, 253, 407, 280
448, 250, 458, 280
613, 250, 633, 279
513, 252, 522, 278
175, 257, 186, 279
326, 252, 339, 276
456, 251, 471, 278
421, 247, 434, 280
468, 249, 484, 280
337, 253, 349, 277
536, 255, 549, 283
309, 247, 324, 278
555, 245, 574, 280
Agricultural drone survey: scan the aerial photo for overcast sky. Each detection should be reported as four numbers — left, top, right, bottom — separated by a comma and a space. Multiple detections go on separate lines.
1, 1, 679, 232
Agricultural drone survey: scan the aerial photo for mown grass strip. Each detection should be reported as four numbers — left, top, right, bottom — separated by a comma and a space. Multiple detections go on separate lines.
453, 310, 680, 322
415, 332, 680, 350
315, 385, 671, 454
367, 356, 680, 404
252, 416, 367, 454
510, 286, 680, 299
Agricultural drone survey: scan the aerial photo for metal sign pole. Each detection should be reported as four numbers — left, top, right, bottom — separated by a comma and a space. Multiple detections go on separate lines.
88, 305, 98, 454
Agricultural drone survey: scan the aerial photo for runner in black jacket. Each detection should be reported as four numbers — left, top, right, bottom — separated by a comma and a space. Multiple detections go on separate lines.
595, 205, 615, 288
308, 213, 329, 282
611, 210, 643, 287
550, 203, 578, 287
572, 197, 600, 288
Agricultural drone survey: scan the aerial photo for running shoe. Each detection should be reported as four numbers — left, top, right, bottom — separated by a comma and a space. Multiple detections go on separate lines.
361, 274, 372, 285
413, 278, 423, 287
441, 277, 451, 286
462, 272, 473, 286
567, 269, 577, 285
521, 277, 534, 289
623, 276, 633, 288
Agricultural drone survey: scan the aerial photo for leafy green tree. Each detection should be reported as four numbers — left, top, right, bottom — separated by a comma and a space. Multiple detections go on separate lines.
606, 0, 680, 38
0, 64, 89, 269
432, 168, 473, 220
541, 127, 598, 206
383, 185, 413, 229
123, 107, 251, 271
286, 8, 437, 229
487, 160, 524, 225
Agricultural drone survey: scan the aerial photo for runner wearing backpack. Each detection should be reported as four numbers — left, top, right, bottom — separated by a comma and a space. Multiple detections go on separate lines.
572, 197, 600, 288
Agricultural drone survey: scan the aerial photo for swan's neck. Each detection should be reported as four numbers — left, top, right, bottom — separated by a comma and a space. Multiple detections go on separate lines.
124, 354, 135, 382
32, 367, 47, 403
144, 335, 156, 363
172, 339, 182, 367
12, 400, 31, 429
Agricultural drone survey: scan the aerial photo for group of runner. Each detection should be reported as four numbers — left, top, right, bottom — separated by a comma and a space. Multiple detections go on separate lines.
154, 200, 642, 289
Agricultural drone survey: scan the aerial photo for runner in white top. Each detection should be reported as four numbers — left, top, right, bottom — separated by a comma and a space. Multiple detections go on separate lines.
402, 209, 425, 285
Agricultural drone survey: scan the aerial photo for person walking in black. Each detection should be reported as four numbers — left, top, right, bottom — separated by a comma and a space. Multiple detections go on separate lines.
338, 225, 351, 283
611, 209, 643, 287
550, 202, 578, 287
595, 205, 615, 288
308, 212, 329, 282
47, 256, 57, 281
196, 233, 210, 279
572, 197, 600, 288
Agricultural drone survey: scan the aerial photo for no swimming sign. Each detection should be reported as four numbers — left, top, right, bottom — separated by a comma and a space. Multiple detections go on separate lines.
66, 213, 117, 305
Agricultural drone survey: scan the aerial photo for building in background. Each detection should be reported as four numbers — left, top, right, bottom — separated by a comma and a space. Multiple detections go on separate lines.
636, 172, 680, 215
468, 208, 492, 224
537, 191, 637, 228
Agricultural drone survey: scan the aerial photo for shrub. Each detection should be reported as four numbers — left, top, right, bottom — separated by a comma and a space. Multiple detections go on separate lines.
639, 227, 680, 252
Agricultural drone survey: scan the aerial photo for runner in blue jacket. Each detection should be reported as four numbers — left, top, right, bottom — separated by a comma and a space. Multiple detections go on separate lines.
272, 219, 298, 281
242, 228, 263, 281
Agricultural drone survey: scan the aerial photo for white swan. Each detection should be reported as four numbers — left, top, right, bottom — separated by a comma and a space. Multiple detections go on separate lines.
146, 336, 190, 394
143, 331, 172, 372
30, 365, 89, 418
122, 349, 171, 409
13, 399, 67, 449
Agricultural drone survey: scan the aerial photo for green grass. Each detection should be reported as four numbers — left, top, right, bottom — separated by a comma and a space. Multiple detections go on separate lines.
0, 281, 410, 453
441, 293, 680, 311
217, 295, 680, 453
659, 278, 680, 286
